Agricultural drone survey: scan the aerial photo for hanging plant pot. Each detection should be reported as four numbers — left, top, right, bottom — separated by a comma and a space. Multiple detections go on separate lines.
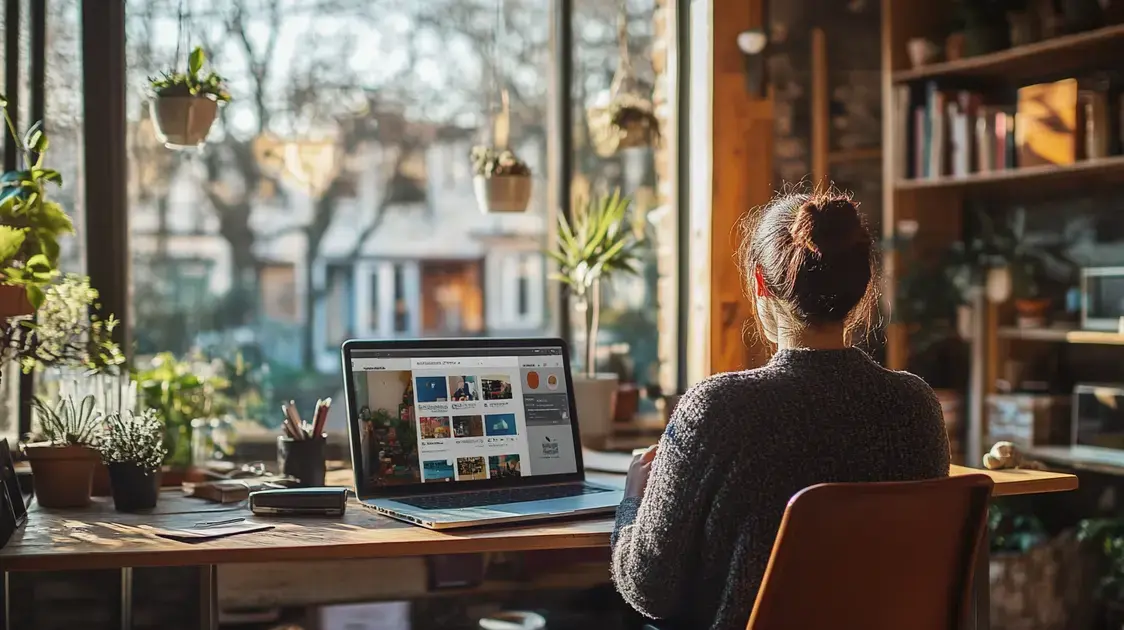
0, 284, 34, 320
587, 101, 660, 158
474, 174, 532, 214
150, 95, 220, 149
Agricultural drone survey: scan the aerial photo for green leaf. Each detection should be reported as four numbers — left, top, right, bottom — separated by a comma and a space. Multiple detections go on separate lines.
26, 284, 44, 309
188, 46, 205, 76
22, 121, 43, 154
0, 226, 27, 263
0, 94, 7, 107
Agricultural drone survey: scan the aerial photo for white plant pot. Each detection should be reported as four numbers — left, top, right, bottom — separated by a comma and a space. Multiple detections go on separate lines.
986, 267, 1013, 303
473, 174, 532, 214
150, 95, 219, 149
571, 373, 619, 449
956, 304, 974, 340
907, 37, 940, 68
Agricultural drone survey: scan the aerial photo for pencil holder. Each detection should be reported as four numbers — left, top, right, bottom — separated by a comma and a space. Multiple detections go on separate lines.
277, 435, 327, 487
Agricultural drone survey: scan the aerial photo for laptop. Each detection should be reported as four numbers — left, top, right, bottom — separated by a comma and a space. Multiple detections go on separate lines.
342, 337, 624, 529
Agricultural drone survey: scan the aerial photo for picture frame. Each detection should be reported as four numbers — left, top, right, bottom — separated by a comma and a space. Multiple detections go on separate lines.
0, 438, 25, 549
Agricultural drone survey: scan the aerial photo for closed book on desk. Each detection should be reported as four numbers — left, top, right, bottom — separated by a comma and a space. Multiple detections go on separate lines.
183, 476, 288, 503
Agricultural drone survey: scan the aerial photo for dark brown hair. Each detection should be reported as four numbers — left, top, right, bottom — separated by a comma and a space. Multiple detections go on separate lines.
738, 188, 879, 344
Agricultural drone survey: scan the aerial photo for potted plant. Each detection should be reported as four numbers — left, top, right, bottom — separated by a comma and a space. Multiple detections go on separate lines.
134, 352, 232, 484
471, 146, 532, 214
148, 46, 231, 149
588, 92, 661, 158
548, 189, 643, 448
1080, 517, 1124, 627
99, 409, 166, 511
23, 395, 102, 508
953, 0, 1014, 57
0, 96, 73, 320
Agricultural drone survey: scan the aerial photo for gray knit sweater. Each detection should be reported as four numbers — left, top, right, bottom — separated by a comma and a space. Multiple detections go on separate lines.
610, 348, 950, 629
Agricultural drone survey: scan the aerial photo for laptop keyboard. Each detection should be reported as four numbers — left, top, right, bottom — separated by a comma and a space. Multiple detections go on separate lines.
397, 483, 610, 510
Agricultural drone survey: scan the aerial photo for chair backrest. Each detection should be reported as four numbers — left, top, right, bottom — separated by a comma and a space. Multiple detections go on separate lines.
746, 474, 994, 630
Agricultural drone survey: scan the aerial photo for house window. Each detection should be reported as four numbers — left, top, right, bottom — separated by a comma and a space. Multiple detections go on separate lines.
516, 256, 532, 318
369, 271, 380, 332
325, 264, 354, 348
261, 263, 298, 323
393, 263, 409, 334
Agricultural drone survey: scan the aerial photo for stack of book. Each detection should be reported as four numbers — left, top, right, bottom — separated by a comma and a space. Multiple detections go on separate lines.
893, 77, 1120, 181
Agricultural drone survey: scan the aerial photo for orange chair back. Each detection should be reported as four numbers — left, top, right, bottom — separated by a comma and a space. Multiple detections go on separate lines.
746, 474, 994, 630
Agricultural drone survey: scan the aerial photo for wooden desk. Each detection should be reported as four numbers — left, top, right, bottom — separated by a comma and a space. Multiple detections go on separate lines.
0, 464, 1077, 630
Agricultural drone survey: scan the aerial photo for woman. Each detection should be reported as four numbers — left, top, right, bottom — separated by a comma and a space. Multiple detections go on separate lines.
610, 191, 950, 630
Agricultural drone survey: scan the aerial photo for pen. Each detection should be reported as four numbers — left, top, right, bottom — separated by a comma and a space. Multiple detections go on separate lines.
193, 517, 245, 528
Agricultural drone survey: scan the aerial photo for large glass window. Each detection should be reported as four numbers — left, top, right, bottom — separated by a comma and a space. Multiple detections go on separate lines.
571, 0, 676, 403
124, 0, 555, 435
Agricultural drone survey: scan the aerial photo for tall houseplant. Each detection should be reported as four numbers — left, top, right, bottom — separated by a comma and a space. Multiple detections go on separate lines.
149, 46, 231, 149
134, 352, 232, 476
0, 96, 73, 320
549, 190, 643, 445
24, 395, 103, 508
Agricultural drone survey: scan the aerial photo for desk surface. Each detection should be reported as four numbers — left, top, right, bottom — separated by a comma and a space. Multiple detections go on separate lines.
0, 463, 1076, 573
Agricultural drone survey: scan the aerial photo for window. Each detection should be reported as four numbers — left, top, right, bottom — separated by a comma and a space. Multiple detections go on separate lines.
571, 0, 677, 400
124, 0, 556, 431
368, 270, 380, 333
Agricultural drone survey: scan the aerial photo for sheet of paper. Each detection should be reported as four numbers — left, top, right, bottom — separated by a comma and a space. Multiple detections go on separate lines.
151, 522, 274, 542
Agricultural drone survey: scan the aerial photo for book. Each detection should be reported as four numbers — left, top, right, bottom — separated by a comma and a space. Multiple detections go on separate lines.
1016, 78, 1079, 167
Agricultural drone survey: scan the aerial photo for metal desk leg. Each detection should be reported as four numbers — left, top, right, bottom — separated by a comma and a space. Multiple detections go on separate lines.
200, 564, 218, 630
120, 567, 133, 630
3, 571, 9, 630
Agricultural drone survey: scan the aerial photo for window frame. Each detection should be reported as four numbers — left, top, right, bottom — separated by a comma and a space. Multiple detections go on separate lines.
44, 0, 688, 432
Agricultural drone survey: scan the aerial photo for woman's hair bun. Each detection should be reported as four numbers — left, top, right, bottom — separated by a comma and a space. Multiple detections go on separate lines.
788, 194, 867, 257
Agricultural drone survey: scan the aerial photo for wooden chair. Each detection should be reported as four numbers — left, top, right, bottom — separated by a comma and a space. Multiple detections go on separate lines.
642, 474, 994, 630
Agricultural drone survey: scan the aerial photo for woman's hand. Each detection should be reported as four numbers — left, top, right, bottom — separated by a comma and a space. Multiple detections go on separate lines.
624, 445, 658, 499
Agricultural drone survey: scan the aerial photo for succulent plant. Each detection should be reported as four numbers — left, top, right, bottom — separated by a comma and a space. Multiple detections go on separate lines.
470, 146, 531, 177
149, 46, 231, 103
31, 394, 103, 447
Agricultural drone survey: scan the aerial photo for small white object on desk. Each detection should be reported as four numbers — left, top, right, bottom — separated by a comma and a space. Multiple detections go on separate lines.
146, 522, 273, 542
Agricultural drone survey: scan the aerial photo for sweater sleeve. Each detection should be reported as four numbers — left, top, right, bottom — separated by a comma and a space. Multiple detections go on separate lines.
610, 382, 719, 620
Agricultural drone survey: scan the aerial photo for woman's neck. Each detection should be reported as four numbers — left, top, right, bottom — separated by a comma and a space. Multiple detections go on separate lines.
775, 322, 848, 351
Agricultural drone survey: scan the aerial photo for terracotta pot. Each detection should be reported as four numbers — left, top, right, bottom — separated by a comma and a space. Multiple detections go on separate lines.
571, 373, 619, 449
92, 460, 112, 496
24, 443, 98, 508
1015, 298, 1051, 328
613, 383, 640, 422
473, 174, 532, 214
150, 95, 219, 149
0, 284, 34, 320
108, 463, 161, 512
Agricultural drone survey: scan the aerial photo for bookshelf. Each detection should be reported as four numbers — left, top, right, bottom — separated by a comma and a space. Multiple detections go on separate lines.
881, 1, 1124, 466
892, 23, 1124, 83
997, 327, 1124, 345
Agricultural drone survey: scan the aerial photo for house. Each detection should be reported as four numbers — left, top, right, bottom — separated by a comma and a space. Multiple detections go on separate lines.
130, 118, 550, 372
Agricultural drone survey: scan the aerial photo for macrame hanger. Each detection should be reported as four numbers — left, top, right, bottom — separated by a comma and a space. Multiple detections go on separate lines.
174, 0, 187, 68
611, 2, 635, 98
492, 0, 511, 150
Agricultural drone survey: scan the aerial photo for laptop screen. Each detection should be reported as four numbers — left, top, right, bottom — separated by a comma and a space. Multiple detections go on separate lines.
346, 344, 579, 493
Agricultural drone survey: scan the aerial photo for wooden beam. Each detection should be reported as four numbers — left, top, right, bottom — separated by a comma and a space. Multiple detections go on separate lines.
709, 0, 773, 375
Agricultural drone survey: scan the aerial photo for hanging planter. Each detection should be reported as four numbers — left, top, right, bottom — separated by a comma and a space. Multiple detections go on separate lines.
471, 147, 532, 214
586, 9, 660, 157
148, 46, 231, 150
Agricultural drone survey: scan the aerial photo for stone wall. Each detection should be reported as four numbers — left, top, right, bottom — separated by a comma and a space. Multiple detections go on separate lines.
651, 0, 678, 393
768, 0, 883, 231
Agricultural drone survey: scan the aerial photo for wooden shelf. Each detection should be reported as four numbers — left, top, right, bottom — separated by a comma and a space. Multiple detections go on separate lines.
893, 23, 1124, 84
894, 155, 1124, 196
998, 327, 1124, 345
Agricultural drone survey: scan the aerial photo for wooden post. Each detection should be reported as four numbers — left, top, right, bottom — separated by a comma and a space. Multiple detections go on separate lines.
811, 27, 828, 186
686, 0, 774, 379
